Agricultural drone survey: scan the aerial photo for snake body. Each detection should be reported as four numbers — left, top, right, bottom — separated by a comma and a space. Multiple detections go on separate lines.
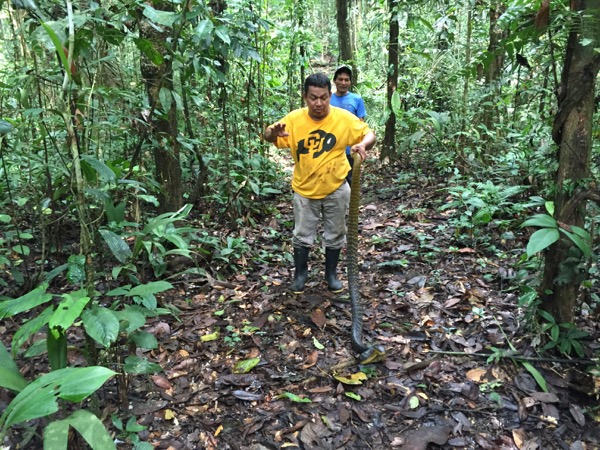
348, 153, 386, 364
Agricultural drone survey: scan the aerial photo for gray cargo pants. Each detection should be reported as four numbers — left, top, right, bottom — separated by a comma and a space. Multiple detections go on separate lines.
292, 182, 350, 250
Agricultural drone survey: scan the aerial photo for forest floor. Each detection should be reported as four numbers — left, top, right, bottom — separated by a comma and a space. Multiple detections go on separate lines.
3, 155, 600, 450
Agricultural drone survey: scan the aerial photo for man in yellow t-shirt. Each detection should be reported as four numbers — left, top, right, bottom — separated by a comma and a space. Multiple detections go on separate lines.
264, 73, 376, 294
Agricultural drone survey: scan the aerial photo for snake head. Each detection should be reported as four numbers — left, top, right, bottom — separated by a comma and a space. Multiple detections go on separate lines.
358, 345, 387, 364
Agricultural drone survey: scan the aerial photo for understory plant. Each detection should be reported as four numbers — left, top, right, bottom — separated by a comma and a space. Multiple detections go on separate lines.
439, 180, 527, 246
0, 278, 174, 447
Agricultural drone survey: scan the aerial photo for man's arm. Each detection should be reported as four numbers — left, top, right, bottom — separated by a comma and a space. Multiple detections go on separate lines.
350, 131, 376, 161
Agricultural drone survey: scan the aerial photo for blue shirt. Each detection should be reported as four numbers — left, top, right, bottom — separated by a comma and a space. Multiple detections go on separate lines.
330, 92, 366, 154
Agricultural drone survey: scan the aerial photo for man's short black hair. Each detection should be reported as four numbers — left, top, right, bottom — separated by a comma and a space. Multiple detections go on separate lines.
303, 73, 331, 94
333, 65, 353, 81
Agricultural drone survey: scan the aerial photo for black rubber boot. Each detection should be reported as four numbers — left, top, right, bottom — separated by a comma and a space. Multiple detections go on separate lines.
290, 247, 309, 294
325, 248, 343, 293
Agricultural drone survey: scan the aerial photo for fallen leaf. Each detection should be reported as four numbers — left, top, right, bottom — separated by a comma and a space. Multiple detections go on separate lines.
512, 428, 526, 448
310, 308, 327, 328
444, 297, 462, 308
201, 329, 220, 342
312, 337, 324, 350
466, 367, 487, 382
151, 374, 172, 390
569, 404, 586, 426
275, 392, 311, 403
301, 350, 319, 369
398, 425, 451, 450
345, 392, 361, 401
334, 372, 368, 385
234, 357, 260, 374
232, 390, 263, 401
307, 386, 332, 393
530, 392, 559, 403
164, 409, 175, 420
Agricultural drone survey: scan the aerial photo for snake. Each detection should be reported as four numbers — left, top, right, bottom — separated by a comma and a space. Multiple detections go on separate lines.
347, 152, 386, 364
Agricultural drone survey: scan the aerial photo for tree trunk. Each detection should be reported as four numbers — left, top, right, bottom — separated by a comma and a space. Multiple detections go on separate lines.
541, 0, 600, 323
139, 3, 183, 213
380, 0, 399, 161
481, 1, 506, 134
336, 0, 353, 64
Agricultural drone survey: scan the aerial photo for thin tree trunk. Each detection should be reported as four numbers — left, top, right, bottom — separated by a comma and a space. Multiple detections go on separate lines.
139, 3, 183, 213
337, 0, 353, 64
481, 1, 506, 134
380, 0, 399, 161
541, 0, 600, 323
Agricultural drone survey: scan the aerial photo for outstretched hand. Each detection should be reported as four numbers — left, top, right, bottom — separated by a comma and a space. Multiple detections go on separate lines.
265, 123, 289, 142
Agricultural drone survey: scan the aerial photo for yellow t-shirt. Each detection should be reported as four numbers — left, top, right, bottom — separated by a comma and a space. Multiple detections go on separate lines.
271, 106, 372, 199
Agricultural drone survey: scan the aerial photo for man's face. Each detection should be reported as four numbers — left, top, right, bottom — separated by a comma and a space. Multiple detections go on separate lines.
304, 86, 331, 121
334, 73, 351, 95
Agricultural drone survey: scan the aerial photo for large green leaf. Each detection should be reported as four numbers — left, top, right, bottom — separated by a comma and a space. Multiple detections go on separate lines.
521, 214, 557, 229
133, 38, 164, 65
59, 367, 116, 402
159, 87, 173, 113
0, 341, 20, 376
142, 4, 178, 27
560, 229, 592, 259
127, 281, 173, 298
81, 305, 119, 347
40, 22, 69, 80
0, 343, 27, 393
0, 119, 14, 135
44, 409, 116, 450
526, 228, 559, 257
520, 361, 548, 393
195, 19, 214, 41
129, 330, 158, 350
49, 290, 90, 337
123, 356, 162, 374
0, 367, 115, 431
390, 90, 402, 115
0, 284, 53, 319
113, 308, 146, 334
81, 155, 118, 184
0, 367, 28, 393
12, 306, 53, 357
99, 229, 132, 263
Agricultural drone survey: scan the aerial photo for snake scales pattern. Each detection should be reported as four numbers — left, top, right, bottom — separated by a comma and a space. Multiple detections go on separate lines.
347, 153, 386, 363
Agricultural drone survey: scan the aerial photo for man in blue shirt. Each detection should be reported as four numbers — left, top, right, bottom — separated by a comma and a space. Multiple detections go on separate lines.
330, 65, 367, 186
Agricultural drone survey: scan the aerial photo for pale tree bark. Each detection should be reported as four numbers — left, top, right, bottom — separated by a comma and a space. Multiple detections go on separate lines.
541, 0, 600, 323
380, 0, 399, 161
139, 2, 183, 213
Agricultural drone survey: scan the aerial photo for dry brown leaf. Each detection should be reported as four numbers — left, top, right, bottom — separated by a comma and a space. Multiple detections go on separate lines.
444, 297, 462, 308
398, 426, 451, 450
466, 368, 487, 383
301, 350, 319, 369
569, 404, 586, 426
151, 374, 172, 390
512, 428, 526, 448
170, 358, 197, 372
307, 385, 332, 393
310, 308, 327, 328
530, 392, 559, 403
